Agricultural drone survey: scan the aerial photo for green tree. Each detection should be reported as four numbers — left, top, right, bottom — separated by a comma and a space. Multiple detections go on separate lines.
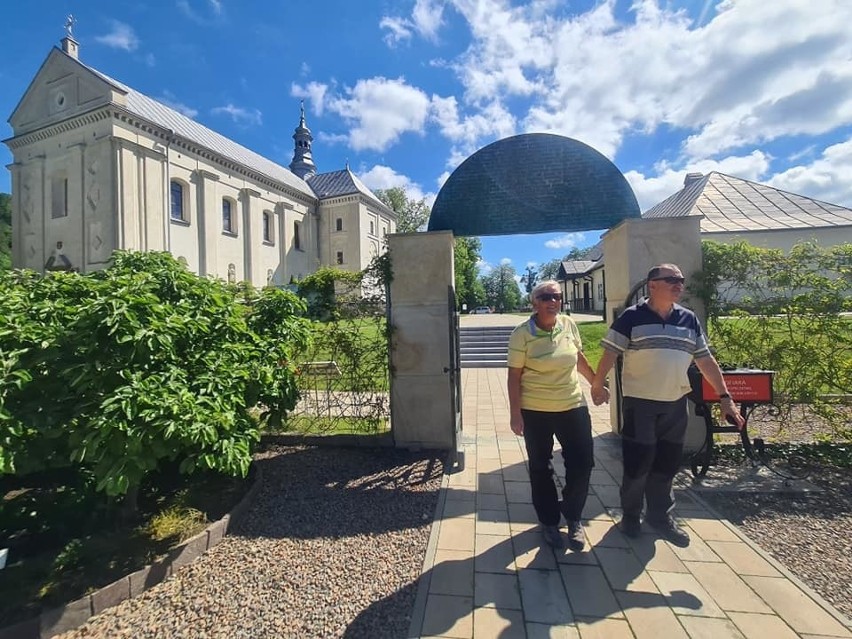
374, 186, 431, 233
454, 236, 485, 310
0, 193, 11, 271
481, 263, 522, 312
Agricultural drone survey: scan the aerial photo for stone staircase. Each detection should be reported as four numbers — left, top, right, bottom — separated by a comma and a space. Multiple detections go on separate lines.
459, 325, 514, 368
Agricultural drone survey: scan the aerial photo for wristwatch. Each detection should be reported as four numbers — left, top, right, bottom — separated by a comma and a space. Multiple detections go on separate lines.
719, 393, 732, 399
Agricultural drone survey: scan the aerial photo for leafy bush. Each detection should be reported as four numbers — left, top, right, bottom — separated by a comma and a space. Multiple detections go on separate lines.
691, 240, 851, 438
0, 251, 310, 505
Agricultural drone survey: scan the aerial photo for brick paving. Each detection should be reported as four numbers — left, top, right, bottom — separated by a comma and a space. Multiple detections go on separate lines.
407, 367, 852, 639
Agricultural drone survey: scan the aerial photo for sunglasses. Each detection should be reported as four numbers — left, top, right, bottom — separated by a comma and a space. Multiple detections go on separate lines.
537, 293, 563, 302
650, 276, 685, 285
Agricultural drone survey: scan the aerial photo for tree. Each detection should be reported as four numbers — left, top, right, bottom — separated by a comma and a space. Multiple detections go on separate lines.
481, 263, 522, 312
0, 193, 11, 271
522, 265, 538, 294
454, 237, 485, 310
374, 187, 431, 233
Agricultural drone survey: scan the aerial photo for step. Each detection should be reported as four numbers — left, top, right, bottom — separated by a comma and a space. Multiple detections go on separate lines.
461, 359, 508, 368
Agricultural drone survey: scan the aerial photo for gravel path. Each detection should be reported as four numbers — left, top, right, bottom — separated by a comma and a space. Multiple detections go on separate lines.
700, 462, 852, 622
59, 445, 444, 639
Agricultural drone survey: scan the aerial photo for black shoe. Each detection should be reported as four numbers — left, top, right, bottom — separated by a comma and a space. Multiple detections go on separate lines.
566, 520, 585, 551
648, 516, 690, 547
619, 516, 642, 538
542, 525, 564, 549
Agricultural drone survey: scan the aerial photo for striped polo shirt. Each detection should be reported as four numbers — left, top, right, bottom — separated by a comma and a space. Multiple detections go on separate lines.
601, 300, 711, 402
507, 314, 586, 412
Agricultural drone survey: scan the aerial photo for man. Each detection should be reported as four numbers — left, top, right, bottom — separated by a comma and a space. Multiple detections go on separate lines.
590, 263, 743, 547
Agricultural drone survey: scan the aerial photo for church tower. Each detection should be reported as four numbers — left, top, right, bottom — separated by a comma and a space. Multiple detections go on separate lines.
289, 101, 317, 180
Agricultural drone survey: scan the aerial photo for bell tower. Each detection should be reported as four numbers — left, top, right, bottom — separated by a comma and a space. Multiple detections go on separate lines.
289, 101, 317, 180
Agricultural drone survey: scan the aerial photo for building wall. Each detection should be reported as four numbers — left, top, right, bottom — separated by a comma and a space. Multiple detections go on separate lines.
702, 226, 852, 252
9, 108, 324, 287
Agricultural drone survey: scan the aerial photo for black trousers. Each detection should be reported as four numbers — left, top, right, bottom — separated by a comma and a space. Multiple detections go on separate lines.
520, 406, 594, 526
620, 395, 688, 521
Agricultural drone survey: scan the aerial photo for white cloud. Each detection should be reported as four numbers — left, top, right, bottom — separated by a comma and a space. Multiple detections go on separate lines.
177, 0, 224, 24
544, 233, 585, 250
526, 261, 538, 268
767, 138, 852, 208
500, 257, 512, 265
324, 77, 433, 151
157, 91, 198, 118
625, 150, 772, 211
211, 104, 262, 126
381, 0, 445, 46
477, 259, 493, 275
143, 53, 156, 67
422, 0, 852, 173
358, 165, 437, 206
94, 21, 139, 52
380, 17, 413, 47
291, 82, 329, 116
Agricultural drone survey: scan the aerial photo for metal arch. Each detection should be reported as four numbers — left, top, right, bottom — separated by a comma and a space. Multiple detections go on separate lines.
428, 133, 641, 237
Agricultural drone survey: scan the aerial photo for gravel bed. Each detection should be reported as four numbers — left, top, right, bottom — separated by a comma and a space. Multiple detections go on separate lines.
58, 445, 445, 639
700, 460, 852, 622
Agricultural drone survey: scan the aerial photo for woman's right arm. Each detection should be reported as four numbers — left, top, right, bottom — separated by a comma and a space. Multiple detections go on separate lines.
507, 366, 524, 435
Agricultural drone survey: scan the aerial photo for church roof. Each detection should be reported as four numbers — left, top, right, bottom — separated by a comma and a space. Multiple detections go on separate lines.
643, 172, 852, 233
308, 169, 388, 210
79, 59, 317, 198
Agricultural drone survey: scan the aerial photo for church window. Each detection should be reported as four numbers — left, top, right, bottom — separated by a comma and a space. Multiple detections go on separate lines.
51, 176, 68, 218
263, 211, 274, 243
336, 251, 344, 265
336, 217, 343, 232
293, 221, 302, 250
170, 181, 187, 221
222, 198, 236, 234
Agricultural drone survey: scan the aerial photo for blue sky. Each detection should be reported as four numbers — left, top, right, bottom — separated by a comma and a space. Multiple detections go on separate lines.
2, 0, 851, 276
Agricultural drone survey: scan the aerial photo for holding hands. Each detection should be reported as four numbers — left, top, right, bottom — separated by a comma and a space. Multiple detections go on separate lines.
590, 383, 610, 406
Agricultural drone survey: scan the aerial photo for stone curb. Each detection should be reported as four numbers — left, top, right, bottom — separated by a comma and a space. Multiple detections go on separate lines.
406, 456, 453, 639
260, 432, 395, 448
0, 464, 263, 639
684, 480, 852, 632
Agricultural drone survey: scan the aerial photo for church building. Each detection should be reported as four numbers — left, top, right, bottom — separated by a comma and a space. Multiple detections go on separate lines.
4, 33, 396, 286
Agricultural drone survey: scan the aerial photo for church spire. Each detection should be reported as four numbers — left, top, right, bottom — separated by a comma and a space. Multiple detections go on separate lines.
289, 100, 317, 180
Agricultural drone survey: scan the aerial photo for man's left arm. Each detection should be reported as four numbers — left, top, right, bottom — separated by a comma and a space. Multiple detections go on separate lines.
694, 355, 745, 429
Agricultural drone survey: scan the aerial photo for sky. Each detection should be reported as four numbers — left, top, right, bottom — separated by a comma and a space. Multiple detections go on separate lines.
2, 0, 852, 278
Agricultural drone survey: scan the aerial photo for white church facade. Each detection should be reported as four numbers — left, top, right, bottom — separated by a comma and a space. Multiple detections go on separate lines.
4, 35, 396, 286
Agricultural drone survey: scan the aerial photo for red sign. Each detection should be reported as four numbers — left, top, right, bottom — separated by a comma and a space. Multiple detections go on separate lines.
702, 371, 774, 404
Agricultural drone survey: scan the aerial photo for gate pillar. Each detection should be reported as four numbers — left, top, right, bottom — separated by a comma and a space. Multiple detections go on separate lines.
387, 231, 457, 450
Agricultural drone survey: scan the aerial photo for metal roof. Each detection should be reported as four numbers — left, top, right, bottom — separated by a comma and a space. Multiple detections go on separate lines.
559, 260, 598, 277
307, 169, 388, 210
81, 62, 317, 198
643, 172, 852, 232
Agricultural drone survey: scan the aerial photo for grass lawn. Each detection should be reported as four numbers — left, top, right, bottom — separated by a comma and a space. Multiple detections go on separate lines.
577, 321, 608, 369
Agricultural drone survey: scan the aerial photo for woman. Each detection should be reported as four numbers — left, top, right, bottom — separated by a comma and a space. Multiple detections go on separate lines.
507, 280, 607, 550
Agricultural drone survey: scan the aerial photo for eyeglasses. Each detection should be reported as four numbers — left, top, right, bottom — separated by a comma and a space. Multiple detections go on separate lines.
537, 293, 563, 302
650, 276, 685, 285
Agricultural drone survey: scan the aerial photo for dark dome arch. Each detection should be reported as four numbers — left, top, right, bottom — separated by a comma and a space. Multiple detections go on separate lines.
427, 133, 640, 236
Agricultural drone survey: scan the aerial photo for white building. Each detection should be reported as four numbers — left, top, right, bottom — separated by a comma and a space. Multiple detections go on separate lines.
558, 171, 852, 314
4, 35, 396, 285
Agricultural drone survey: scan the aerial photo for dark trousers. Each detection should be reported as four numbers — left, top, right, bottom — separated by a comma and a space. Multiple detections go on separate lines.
521, 406, 594, 526
620, 395, 688, 521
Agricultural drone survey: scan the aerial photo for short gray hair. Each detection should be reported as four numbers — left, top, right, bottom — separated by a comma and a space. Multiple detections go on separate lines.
531, 279, 560, 300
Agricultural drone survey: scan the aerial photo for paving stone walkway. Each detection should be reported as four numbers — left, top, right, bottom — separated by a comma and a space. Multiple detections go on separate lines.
407, 367, 852, 639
